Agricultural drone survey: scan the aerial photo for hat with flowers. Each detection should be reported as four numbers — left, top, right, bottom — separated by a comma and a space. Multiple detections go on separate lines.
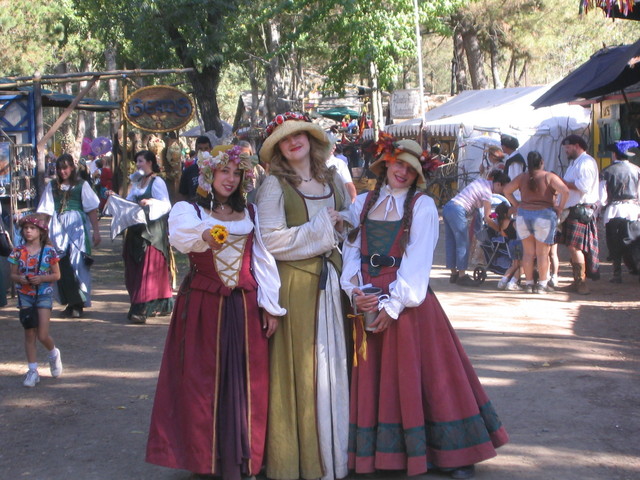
18, 213, 49, 232
259, 112, 330, 164
368, 133, 441, 188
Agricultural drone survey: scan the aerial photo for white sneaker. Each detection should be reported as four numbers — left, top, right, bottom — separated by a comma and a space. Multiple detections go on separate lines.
506, 281, 522, 291
23, 369, 40, 387
497, 279, 508, 290
49, 348, 63, 378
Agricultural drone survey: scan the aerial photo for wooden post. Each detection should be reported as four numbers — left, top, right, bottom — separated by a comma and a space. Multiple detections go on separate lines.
121, 82, 129, 196
33, 72, 45, 196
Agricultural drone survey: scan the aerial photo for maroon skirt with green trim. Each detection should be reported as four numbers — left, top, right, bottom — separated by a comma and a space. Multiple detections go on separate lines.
349, 274, 509, 475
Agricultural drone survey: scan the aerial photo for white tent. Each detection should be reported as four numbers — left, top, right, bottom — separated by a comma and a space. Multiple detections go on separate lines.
386, 86, 591, 182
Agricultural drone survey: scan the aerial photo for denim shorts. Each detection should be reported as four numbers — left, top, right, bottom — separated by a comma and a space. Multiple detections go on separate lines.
515, 207, 558, 245
18, 292, 54, 309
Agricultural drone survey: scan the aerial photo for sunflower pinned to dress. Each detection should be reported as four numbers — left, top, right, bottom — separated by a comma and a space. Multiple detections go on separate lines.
210, 225, 229, 244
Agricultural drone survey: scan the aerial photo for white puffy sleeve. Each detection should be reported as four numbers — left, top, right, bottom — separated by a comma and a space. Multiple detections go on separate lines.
383, 195, 439, 319
37, 182, 55, 216
256, 176, 338, 260
250, 206, 287, 316
148, 178, 172, 220
168, 201, 210, 253
81, 181, 100, 213
340, 193, 368, 299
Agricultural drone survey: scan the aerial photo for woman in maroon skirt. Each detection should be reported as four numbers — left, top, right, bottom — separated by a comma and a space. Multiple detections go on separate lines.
122, 150, 174, 323
146, 145, 284, 478
341, 136, 509, 480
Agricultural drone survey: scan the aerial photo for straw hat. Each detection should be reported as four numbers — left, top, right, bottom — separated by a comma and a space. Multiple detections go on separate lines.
369, 138, 427, 188
259, 112, 330, 164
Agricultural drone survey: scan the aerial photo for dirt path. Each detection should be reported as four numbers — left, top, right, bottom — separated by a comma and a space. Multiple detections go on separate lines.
0, 218, 638, 480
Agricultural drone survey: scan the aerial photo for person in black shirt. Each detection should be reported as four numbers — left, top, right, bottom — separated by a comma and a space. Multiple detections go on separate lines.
178, 135, 212, 200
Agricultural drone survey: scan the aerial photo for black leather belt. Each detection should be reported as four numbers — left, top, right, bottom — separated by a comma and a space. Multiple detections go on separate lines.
361, 253, 402, 268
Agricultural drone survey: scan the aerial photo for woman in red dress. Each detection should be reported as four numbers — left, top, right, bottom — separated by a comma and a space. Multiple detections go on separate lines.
341, 136, 509, 480
146, 146, 284, 478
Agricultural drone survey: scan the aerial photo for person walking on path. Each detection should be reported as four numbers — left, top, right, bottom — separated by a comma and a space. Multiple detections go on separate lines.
146, 145, 284, 478
37, 153, 101, 318
256, 112, 351, 480
9, 214, 62, 387
121, 150, 174, 324
558, 134, 600, 295
503, 151, 569, 294
600, 140, 640, 283
341, 137, 509, 480
442, 170, 510, 286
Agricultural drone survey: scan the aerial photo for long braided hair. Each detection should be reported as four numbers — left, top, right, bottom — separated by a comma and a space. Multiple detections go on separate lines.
347, 164, 419, 254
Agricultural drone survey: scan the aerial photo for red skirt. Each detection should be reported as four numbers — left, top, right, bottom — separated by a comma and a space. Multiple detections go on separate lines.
146, 277, 269, 476
349, 272, 509, 475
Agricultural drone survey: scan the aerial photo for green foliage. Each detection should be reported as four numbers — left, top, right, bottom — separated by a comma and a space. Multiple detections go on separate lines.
0, 0, 104, 75
264, 0, 456, 93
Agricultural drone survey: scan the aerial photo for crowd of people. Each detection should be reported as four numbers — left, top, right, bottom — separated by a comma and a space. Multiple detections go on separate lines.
445, 133, 640, 295
7, 114, 640, 480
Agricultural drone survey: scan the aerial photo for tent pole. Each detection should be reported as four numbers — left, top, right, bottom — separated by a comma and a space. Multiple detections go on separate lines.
413, 0, 426, 144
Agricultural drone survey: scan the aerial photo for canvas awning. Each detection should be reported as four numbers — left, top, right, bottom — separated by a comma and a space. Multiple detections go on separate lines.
532, 39, 640, 108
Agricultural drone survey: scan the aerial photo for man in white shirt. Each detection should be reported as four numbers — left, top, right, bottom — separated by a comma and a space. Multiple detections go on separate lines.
327, 141, 357, 203
559, 134, 600, 295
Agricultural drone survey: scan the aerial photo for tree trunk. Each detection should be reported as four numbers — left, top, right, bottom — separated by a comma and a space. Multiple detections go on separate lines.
187, 65, 223, 135
517, 60, 527, 86
369, 62, 383, 138
163, 22, 224, 137
452, 29, 468, 94
105, 44, 119, 139
489, 32, 503, 89
460, 19, 488, 89
264, 18, 284, 118
503, 52, 515, 88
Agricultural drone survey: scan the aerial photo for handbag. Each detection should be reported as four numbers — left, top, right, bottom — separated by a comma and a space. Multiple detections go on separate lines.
19, 306, 39, 329
18, 247, 45, 329
0, 222, 13, 257
82, 252, 95, 267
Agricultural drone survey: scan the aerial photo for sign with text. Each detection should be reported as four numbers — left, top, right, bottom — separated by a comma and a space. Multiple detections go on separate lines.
124, 85, 194, 133
391, 89, 421, 119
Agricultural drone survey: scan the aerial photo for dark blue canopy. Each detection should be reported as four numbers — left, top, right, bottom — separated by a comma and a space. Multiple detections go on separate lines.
532, 38, 640, 108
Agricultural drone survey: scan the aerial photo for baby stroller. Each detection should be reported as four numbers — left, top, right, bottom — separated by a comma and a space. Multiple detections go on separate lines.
472, 225, 514, 284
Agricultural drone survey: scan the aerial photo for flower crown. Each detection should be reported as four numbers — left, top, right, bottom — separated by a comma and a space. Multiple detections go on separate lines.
196, 145, 255, 196
263, 112, 311, 138
373, 132, 442, 178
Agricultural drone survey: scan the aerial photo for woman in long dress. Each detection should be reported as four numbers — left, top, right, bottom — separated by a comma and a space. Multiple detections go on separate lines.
122, 150, 174, 323
341, 136, 509, 480
37, 154, 101, 318
256, 112, 351, 480
146, 145, 284, 478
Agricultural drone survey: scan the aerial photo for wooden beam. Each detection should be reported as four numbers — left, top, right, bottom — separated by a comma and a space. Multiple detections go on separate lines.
36, 76, 99, 152
0, 68, 195, 89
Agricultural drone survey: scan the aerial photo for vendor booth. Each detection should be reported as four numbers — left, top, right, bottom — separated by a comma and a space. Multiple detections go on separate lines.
387, 85, 591, 186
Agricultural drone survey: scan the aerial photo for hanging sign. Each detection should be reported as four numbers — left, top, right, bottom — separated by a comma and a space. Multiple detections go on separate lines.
390, 89, 421, 119
124, 85, 194, 133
